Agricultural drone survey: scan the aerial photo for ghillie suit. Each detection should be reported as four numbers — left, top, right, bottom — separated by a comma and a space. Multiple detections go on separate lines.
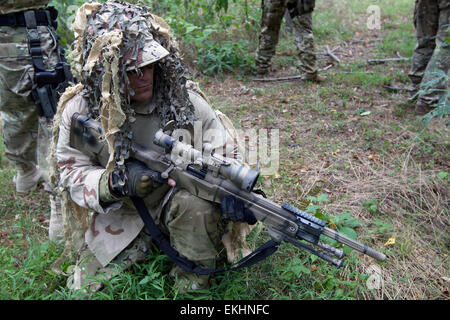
49, 1, 255, 287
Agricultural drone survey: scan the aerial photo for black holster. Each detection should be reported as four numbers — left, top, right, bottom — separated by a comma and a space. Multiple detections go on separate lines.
22, 7, 75, 119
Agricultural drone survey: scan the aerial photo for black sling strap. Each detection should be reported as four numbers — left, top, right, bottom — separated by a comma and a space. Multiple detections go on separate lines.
130, 196, 279, 275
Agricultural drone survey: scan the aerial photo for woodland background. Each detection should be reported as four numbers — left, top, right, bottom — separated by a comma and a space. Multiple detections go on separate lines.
0, 0, 448, 300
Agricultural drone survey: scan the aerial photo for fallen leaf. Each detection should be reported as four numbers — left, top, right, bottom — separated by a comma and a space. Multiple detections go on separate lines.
384, 236, 396, 246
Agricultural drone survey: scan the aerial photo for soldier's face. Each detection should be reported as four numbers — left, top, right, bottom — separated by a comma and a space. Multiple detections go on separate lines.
127, 64, 154, 103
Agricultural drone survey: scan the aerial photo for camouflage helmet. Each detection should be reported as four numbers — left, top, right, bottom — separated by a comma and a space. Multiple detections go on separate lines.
122, 34, 170, 71
70, 0, 171, 80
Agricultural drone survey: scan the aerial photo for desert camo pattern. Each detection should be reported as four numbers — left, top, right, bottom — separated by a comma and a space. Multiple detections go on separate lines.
56, 89, 240, 269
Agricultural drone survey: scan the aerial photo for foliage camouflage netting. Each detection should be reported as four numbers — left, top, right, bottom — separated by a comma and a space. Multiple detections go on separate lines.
48, 1, 254, 274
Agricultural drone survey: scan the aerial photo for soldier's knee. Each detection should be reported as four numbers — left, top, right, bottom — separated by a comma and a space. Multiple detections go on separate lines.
170, 189, 219, 220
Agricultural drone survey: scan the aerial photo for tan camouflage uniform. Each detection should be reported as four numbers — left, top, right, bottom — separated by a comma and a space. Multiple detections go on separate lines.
57, 89, 240, 291
408, 0, 450, 107
52, 1, 254, 293
256, 0, 318, 79
0, 0, 64, 241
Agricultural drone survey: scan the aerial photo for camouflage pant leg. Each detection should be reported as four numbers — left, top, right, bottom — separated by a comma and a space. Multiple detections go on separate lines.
0, 51, 39, 172
255, 0, 287, 70
1, 26, 65, 241
417, 6, 450, 105
67, 231, 152, 291
291, 11, 317, 77
161, 189, 226, 290
68, 189, 226, 292
0, 26, 59, 173
408, 0, 440, 89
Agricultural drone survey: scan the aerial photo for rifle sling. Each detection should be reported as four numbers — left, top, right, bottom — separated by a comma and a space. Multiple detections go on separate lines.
130, 196, 279, 275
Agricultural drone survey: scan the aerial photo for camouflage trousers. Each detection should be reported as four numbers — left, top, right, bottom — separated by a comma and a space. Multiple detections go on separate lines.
68, 189, 226, 292
0, 25, 59, 175
408, 0, 450, 106
0, 25, 63, 240
256, 0, 317, 78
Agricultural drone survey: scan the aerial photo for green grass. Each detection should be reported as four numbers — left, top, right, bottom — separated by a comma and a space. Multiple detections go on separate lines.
0, 0, 448, 301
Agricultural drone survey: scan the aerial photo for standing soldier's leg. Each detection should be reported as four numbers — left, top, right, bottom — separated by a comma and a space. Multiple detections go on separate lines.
255, 0, 287, 74
291, 11, 319, 80
415, 3, 449, 112
0, 22, 65, 241
0, 51, 42, 194
408, 0, 440, 94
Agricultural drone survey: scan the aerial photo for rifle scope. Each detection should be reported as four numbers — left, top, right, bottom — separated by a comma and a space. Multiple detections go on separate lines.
154, 130, 260, 192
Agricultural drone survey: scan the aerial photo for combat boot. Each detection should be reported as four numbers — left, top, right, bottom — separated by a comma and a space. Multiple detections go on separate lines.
303, 72, 326, 83
15, 166, 43, 195
255, 66, 269, 75
170, 265, 210, 293
414, 100, 433, 115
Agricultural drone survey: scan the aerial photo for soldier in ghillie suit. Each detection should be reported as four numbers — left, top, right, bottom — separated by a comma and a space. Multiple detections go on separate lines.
408, 0, 449, 114
255, 0, 325, 82
0, 1, 70, 241
50, 1, 255, 292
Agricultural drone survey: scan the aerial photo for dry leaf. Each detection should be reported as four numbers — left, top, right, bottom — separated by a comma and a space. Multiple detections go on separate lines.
384, 236, 396, 246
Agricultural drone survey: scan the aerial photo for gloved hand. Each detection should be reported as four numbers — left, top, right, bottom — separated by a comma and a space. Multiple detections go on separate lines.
220, 195, 257, 225
109, 160, 170, 198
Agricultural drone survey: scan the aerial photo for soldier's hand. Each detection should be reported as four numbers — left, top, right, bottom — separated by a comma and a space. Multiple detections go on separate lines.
220, 195, 257, 225
134, 174, 176, 198
109, 160, 176, 198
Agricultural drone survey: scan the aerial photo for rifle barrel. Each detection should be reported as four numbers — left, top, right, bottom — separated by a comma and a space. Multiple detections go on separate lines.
323, 227, 386, 262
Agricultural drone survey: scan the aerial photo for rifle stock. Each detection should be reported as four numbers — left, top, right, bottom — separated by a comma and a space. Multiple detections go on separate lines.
70, 113, 386, 268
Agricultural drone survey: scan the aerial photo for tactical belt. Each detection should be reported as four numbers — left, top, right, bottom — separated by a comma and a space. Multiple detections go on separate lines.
2, 7, 74, 119
131, 196, 280, 275
0, 8, 58, 29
